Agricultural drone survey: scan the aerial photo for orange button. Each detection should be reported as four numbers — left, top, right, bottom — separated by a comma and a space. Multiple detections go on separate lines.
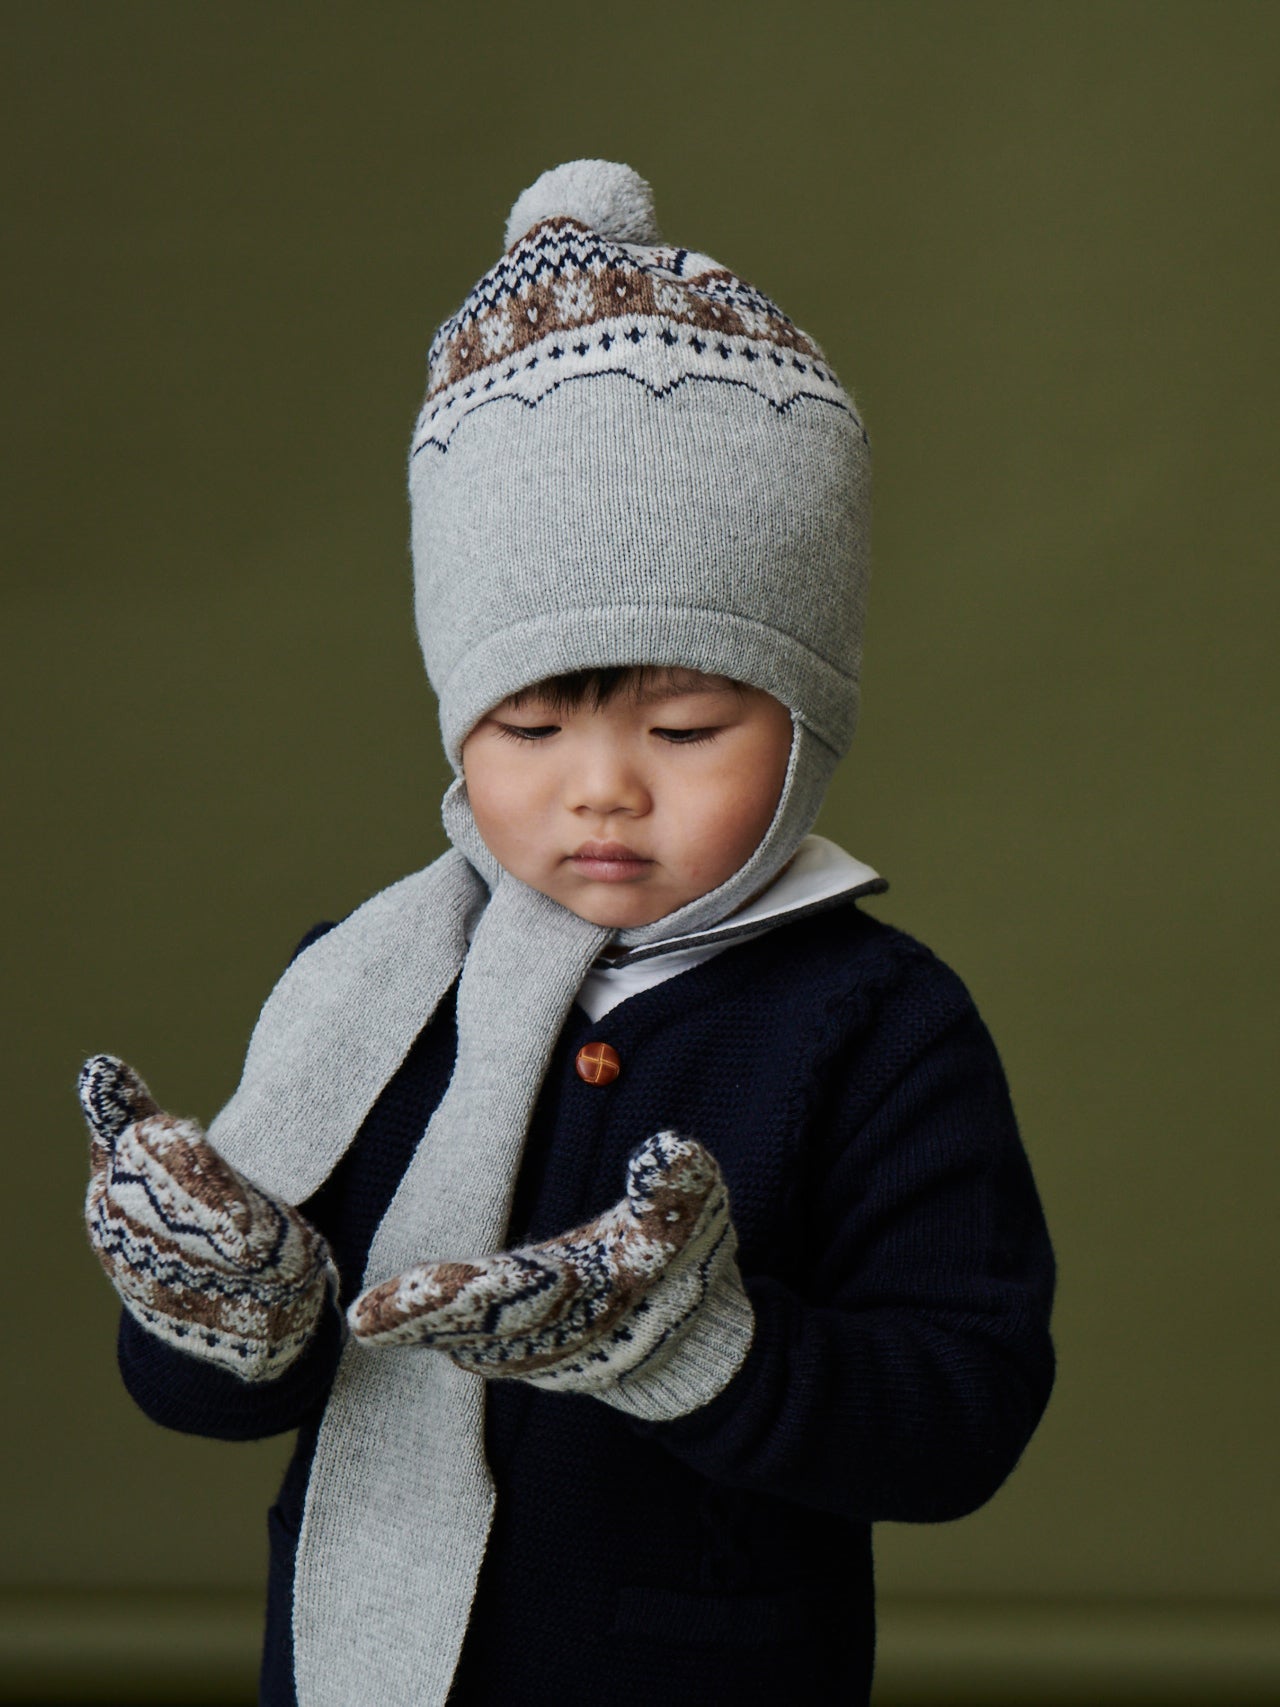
575, 1041, 621, 1086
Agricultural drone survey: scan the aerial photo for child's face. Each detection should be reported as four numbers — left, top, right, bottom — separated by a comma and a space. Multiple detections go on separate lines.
461, 670, 794, 928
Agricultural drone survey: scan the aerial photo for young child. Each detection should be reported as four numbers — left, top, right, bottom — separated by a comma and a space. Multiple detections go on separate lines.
78, 161, 1056, 1707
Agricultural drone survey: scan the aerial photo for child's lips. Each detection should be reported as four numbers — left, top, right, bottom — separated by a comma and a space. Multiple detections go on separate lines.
568, 842, 654, 882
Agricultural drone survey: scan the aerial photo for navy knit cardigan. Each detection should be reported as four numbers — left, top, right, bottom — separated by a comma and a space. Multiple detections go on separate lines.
118, 902, 1056, 1707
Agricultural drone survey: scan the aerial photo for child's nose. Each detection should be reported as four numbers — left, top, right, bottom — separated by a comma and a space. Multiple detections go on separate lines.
566, 747, 651, 816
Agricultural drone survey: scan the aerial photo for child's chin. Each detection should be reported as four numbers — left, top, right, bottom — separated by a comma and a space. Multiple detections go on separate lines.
560, 886, 678, 931
571, 900, 668, 930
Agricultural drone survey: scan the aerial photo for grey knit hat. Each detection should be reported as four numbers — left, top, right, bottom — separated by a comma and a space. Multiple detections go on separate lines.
409, 158, 872, 775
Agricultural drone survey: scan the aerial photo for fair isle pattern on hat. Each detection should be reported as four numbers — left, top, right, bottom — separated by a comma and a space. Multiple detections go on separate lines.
412, 218, 862, 457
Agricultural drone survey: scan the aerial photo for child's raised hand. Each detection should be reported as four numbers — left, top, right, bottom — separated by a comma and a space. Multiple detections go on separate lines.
78, 1054, 338, 1383
348, 1132, 755, 1418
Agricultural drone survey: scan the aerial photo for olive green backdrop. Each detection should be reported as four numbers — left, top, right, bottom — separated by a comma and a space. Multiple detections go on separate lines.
3, 2, 1276, 1702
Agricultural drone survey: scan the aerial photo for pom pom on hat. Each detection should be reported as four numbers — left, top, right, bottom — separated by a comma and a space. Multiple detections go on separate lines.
504, 159, 661, 251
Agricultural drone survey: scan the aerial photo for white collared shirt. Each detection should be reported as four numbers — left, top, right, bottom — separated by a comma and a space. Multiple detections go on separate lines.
574, 836, 885, 1022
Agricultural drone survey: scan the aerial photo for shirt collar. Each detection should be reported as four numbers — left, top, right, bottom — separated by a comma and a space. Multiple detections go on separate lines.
593, 835, 886, 970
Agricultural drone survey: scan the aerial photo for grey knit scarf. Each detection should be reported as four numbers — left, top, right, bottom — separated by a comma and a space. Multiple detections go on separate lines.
207, 722, 833, 1707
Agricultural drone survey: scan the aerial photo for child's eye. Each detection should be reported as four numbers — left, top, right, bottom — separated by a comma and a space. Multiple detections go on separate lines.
494, 722, 560, 743
654, 726, 719, 746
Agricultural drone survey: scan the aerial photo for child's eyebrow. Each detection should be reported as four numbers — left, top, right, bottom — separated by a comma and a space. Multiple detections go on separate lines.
497, 676, 740, 713
630, 679, 737, 706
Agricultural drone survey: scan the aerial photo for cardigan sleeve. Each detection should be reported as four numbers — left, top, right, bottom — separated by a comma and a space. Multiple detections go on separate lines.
625, 986, 1057, 1526
116, 1295, 345, 1440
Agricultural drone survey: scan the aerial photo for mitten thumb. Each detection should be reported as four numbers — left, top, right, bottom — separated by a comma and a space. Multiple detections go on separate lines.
620, 1131, 723, 1268
78, 1054, 160, 1171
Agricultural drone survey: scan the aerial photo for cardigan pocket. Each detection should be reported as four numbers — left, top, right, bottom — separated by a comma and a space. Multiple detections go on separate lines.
609, 1581, 816, 1648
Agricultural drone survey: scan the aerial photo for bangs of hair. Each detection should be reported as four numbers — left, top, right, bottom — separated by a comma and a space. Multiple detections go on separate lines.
505, 666, 744, 712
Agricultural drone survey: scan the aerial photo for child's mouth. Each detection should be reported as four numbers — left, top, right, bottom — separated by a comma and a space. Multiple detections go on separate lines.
568, 842, 654, 882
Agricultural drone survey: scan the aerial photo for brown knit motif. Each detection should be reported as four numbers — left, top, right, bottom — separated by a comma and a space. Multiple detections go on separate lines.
78, 1053, 338, 1383
427, 216, 826, 402
348, 1129, 737, 1388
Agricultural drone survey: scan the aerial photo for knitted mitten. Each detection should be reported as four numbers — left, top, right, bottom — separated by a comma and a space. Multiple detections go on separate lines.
349, 1132, 755, 1421
78, 1054, 339, 1382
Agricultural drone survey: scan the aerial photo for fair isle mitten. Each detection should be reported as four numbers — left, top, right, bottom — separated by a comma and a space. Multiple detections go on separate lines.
78, 1054, 338, 1382
348, 1132, 754, 1422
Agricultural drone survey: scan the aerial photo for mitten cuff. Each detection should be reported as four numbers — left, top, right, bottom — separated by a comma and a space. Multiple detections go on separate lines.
591, 1260, 756, 1422
115, 1254, 340, 1385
